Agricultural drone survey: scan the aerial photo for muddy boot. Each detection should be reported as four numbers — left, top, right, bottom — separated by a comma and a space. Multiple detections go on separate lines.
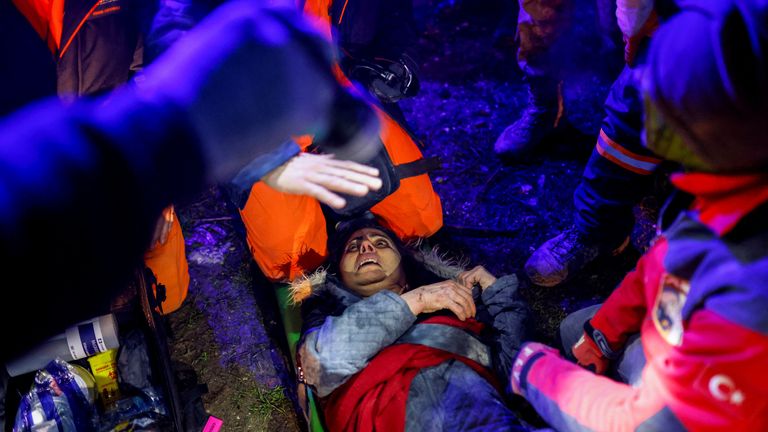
524, 226, 629, 287
494, 77, 562, 158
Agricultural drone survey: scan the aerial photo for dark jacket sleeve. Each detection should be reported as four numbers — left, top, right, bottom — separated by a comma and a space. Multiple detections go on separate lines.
0, 92, 205, 361
475, 274, 530, 386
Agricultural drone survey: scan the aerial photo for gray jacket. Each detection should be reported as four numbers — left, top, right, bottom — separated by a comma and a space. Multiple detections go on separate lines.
298, 273, 528, 431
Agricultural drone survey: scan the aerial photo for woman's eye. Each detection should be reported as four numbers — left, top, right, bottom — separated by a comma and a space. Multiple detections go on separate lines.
375, 240, 388, 248
346, 244, 358, 252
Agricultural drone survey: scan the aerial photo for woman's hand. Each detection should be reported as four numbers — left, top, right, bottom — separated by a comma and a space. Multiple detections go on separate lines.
400, 280, 476, 320
457, 266, 497, 291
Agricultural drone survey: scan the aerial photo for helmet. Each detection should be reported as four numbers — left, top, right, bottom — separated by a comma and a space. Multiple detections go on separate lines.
643, 0, 768, 172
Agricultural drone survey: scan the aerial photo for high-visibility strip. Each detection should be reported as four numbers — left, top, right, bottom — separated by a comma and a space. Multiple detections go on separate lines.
337, 0, 349, 24
596, 130, 661, 175
58, 2, 99, 59
600, 130, 663, 163
92, 5, 120, 17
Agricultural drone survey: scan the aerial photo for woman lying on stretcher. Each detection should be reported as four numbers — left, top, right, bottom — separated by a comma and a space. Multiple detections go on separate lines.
295, 214, 529, 432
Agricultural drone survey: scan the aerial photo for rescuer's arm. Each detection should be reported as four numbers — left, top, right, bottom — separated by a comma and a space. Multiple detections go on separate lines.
0, 0, 381, 360
564, 238, 664, 375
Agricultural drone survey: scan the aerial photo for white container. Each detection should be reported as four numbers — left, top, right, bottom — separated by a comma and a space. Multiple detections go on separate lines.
5, 314, 119, 377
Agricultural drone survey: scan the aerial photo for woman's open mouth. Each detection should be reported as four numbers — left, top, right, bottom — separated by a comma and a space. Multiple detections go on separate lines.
357, 257, 380, 271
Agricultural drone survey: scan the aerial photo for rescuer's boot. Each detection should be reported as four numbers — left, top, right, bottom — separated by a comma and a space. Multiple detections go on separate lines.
525, 226, 629, 287
494, 77, 563, 158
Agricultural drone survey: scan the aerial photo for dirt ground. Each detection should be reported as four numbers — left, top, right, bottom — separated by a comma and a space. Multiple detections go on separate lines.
168, 0, 664, 430
171, 186, 300, 431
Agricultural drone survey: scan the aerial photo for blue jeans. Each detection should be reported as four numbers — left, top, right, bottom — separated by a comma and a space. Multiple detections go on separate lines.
559, 304, 645, 386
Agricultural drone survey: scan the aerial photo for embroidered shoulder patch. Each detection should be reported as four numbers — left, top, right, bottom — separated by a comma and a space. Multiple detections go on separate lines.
653, 273, 690, 346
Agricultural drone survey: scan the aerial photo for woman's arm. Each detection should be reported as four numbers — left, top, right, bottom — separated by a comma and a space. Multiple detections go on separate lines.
458, 266, 529, 383
479, 274, 530, 382
299, 289, 416, 397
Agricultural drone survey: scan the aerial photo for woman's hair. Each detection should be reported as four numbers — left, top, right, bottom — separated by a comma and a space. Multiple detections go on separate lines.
326, 214, 443, 290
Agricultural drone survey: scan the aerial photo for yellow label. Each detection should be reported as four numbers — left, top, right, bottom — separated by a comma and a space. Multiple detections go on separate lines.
87, 348, 120, 406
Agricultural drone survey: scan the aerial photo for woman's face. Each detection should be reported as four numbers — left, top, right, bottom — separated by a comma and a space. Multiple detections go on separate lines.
339, 228, 406, 297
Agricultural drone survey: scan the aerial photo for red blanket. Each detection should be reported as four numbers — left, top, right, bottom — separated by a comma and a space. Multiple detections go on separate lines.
323, 316, 499, 432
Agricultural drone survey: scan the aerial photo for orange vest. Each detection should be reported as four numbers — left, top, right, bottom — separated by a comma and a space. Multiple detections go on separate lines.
239, 0, 442, 281
12, 0, 98, 58
144, 206, 189, 314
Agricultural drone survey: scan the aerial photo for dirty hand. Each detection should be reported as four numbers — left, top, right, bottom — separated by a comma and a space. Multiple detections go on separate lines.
457, 265, 497, 291
400, 280, 476, 320
262, 153, 382, 209
149, 206, 175, 248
